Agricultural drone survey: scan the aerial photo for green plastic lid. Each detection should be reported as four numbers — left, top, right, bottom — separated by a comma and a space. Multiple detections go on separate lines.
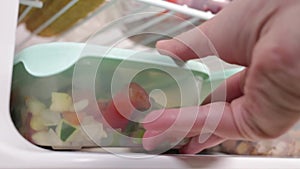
14, 42, 209, 79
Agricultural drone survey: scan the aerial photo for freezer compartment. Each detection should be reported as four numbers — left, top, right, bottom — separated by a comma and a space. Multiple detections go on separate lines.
10, 42, 214, 150
17, 0, 199, 52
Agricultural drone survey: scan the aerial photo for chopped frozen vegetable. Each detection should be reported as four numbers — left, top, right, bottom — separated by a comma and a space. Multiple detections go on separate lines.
212, 130, 300, 157
57, 120, 77, 142
131, 128, 145, 144
32, 131, 52, 146
25, 97, 46, 116
50, 92, 72, 112
18, 82, 160, 149
30, 115, 46, 131
47, 128, 64, 146
81, 117, 107, 143
62, 111, 82, 126
70, 99, 89, 112
81, 116, 107, 138
40, 109, 61, 126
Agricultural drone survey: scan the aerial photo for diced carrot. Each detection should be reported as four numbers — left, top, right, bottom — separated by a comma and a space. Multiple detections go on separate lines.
62, 111, 82, 126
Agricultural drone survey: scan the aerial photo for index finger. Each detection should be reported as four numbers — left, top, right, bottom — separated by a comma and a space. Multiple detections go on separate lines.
156, 0, 268, 66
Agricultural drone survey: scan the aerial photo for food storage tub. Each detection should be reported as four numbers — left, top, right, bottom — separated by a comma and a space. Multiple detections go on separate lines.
10, 42, 241, 151
11, 43, 244, 149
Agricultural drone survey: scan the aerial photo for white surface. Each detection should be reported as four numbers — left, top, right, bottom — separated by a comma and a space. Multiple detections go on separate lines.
1, 0, 300, 168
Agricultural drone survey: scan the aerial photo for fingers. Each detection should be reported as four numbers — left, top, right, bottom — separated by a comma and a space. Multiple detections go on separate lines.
187, 0, 231, 14
157, 0, 270, 66
156, 0, 239, 62
142, 97, 290, 153
143, 129, 195, 151
142, 102, 247, 152
143, 130, 165, 151
202, 68, 247, 105
143, 107, 198, 132
156, 27, 215, 61
205, 0, 230, 13
146, 0, 300, 155
235, 33, 300, 139
180, 134, 226, 154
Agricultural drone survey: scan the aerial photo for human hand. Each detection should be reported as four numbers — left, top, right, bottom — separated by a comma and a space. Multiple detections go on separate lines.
168, 0, 230, 14
186, 0, 231, 14
142, 0, 300, 154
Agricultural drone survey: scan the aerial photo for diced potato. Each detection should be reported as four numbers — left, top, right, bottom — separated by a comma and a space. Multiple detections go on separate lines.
32, 131, 51, 146
25, 97, 46, 116
40, 109, 62, 126
82, 122, 107, 142
47, 129, 62, 144
81, 115, 98, 125
30, 115, 46, 131
71, 128, 96, 147
80, 116, 107, 143
50, 92, 72, 112
236, 142, 251, 154
271, 141, 289, 156
69, 99, 89, 112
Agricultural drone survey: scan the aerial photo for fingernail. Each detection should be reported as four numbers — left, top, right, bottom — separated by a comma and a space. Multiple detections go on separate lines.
142, 131, 160, 151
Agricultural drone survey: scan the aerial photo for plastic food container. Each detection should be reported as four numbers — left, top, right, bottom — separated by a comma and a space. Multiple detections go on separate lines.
10, 42, 240, 150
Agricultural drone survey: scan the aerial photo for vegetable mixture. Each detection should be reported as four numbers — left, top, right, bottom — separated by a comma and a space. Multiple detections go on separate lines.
21, 82, 153, 149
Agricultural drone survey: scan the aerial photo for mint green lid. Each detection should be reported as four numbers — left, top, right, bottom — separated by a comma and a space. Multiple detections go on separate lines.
14, 42, 209, 79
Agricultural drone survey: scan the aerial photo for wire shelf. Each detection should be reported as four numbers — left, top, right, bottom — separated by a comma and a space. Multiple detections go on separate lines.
16, 0, 215, 52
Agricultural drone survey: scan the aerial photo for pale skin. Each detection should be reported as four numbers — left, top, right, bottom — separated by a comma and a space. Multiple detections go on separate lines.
142, 0, 300, 154
185, 0, 231, 13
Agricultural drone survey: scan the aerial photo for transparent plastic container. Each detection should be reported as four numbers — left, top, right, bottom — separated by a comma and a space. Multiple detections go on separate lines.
11, 42, 239, 150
